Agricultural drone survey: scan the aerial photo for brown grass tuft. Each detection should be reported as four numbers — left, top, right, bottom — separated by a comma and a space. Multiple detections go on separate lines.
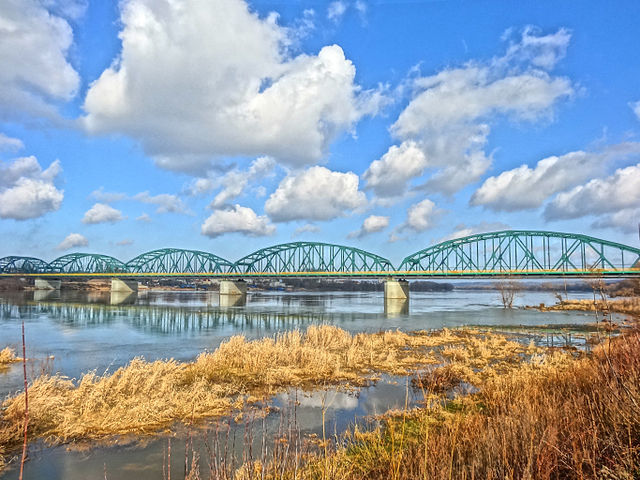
0, 347, 19, 368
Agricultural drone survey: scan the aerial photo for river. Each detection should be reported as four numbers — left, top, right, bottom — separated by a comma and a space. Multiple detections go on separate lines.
0, 288, 607, 479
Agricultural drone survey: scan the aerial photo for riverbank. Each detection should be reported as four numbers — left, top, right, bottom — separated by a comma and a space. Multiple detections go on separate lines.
292, 326, 640, 480
531, 297, 640, 317
0, 326, 540, 471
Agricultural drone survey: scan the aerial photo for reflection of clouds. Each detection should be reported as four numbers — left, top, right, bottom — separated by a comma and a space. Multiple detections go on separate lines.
277, 389, 359, 411
360, 381, 412, 416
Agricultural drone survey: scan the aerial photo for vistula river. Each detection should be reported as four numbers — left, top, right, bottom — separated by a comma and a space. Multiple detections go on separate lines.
0, 287, 611, 479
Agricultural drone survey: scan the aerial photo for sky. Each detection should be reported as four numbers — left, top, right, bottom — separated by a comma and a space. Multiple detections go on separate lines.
1, 0, 640, 267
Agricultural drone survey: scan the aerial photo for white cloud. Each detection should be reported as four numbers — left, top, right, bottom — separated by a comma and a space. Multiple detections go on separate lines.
376, 27, 573, 197
265, 166, 366, 222
404, 198, 441, 232
0, 133, 24, 152
136, 213, 151, 222
0, 0, 79, 120
83, 0, 384, 172
293, 224, 321, 237
544, 163, 640, 220
57, 233, 88, 251
0, 156, 63, 220
327, 1, 347, 22
201, 204, 275, 238
82, 203, 125, 224
631, 101, 640, 121
209, 156, 275, 208
348, 215, 389, 238
500, 26, 571, 70
116, 238, 134, 246
134, 191, 190, 214
438, 222, 510, 243
90, 187, 127, 203
363, 141, 427, 199
592, 208, 640, 234
471, 151, 600, 211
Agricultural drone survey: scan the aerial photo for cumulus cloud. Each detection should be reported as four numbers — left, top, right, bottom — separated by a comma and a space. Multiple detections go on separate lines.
201, 204, 275, 238
348, 215, 389, 238
116, 238, 134, 246
0, 0, 79, 120
134, 191, 190, 214
83, 0, 384, 172
82, 203, 125, 224
363, 141, 427, 200
57, 233, 88, 251
136, 213, 151, 222
544, 163, 640, 221
592, 208, 640, 234
0, 133, 24, 152
209, 157, 275, 208
265, 166, 366, 222
368, 27, 573, 198
403, 198, 441, 232
0, 156, 64, 220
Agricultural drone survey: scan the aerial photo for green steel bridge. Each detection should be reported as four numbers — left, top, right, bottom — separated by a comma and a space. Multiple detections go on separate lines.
1, 231, 639, 279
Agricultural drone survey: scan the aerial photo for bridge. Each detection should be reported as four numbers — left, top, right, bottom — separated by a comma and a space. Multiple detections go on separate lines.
1, 230, 639, 300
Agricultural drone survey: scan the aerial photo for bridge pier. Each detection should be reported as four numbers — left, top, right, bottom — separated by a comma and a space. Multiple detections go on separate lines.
384, 298, 409, 317
111, 278, 139, 293
34, 278, 61, 290
384, 279, 409, 300
219, 279, 247, 296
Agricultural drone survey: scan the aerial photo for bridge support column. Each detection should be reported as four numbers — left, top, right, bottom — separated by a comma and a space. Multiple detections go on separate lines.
384, 279, 409, 300
111, 278, 139, 293
34, 278, 61, 290
219, 279, 247, 296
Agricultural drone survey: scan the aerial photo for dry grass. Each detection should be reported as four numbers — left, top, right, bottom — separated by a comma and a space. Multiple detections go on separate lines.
0, 347, 19, 371
540, 297, 640, 316
293, 330, 640, 480
0, 325, 533, 466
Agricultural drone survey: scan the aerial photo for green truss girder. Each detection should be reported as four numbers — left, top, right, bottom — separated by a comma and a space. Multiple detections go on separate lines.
0, 256, 50, 274
126, 248, 234, 274
1, 232, 639, 277
232, 242, 394, 274
399, 230, 640, 274
48, 253, 128, 274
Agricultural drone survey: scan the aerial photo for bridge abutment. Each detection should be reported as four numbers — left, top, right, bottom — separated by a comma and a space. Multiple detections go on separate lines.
384, 279, 409, 300
111, 278, 139, 293
34, 278, 61, 290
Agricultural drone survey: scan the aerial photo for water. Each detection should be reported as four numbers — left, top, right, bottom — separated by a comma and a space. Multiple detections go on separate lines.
0, 288, 606, 478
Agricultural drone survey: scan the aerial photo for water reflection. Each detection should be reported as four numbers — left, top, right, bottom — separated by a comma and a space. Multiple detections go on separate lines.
218, 293, 246, 307
384, 298, 409, 317
110, 291, 137, 305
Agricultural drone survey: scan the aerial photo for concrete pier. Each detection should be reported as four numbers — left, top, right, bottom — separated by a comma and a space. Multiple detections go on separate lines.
219, 279, 247, 296
384, 279, 409, 300
384, 298, 409, 317
110, 290, 138, 305
34, 278, 61, 290
111, 278, 139, 293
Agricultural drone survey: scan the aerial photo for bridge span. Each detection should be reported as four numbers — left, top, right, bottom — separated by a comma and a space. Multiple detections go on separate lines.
1, 230, 639, 279
2, 230, 638, 303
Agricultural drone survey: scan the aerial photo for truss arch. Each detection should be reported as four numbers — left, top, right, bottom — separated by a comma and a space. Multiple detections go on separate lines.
233, 242, 395, 274
126, 248, 234, 274
399, 230, 640, 275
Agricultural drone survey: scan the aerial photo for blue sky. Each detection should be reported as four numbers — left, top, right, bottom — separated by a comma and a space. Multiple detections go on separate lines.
1, 0, 639, 266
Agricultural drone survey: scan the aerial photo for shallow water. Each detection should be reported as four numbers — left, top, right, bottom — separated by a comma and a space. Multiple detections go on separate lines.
0, 288, 607, 478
